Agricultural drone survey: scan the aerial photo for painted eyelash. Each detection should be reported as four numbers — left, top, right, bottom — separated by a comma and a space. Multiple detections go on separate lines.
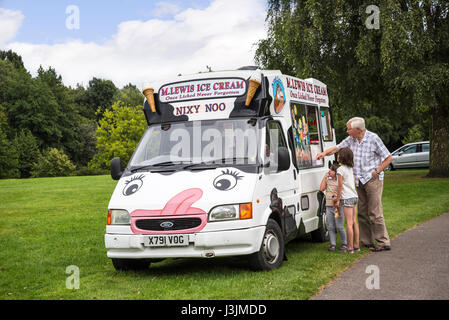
221, 169, 243, 180
125, 174, 145, 185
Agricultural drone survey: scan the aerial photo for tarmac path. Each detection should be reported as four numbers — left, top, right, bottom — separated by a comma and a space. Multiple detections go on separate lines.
312, 213, 449, 300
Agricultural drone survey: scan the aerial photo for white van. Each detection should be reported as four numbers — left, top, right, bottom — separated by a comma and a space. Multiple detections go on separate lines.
105, 67, 337, 271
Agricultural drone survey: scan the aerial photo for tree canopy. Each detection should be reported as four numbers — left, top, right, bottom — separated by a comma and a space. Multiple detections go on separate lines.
0, 50, 145, 178
255, 0, 449, 176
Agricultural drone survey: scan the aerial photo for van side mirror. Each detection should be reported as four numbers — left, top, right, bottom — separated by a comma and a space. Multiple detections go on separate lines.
277, 147, 291, 172
111, 157, 123, 180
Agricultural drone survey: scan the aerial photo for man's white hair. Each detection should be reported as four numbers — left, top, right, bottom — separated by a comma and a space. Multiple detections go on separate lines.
347, 117, 366, 131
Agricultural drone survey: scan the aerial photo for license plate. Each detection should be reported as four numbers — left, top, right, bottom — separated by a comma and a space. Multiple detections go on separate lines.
144, 234, 189, 247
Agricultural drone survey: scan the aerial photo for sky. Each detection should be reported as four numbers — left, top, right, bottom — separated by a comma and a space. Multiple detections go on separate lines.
0, 0, 268, 88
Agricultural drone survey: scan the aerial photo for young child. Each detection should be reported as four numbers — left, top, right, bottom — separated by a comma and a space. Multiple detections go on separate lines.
320, 164, 348, 252
335, 147, 360, 254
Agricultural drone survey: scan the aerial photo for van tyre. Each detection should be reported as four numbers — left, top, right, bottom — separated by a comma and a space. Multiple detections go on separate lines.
112, 258, 151, 271
248, 219, 285, 271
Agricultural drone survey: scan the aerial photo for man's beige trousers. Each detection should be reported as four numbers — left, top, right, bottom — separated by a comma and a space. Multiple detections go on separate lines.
357, 177, 391, 247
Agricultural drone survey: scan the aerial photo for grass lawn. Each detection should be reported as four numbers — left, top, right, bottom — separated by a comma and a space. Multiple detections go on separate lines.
1, 169, 448, 300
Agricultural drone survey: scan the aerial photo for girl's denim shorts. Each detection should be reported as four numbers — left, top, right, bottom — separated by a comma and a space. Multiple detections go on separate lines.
342, 197, 358, 207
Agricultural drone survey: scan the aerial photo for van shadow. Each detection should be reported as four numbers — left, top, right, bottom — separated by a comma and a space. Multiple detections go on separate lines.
112, 235, 324, 276
139, 256, 252, 276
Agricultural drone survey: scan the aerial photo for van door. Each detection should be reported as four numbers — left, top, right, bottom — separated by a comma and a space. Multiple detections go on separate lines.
415, 143, 429, 167
396, 144, 418, 168
263, 120, 297, 239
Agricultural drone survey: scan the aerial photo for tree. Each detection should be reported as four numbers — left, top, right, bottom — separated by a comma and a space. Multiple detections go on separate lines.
13, 129, 41, 178
82, 78, 118, 121
256, 0, 449, 176
36, 66, 83, 158
71, 120, 98, 167
0, 50, 25, 70
0, 59, 63, 149
88, 100, 146, 170
113, 83, 144, 109
0, 128, 19, 178
378, 0, 449, 177
0, 107, 19, 179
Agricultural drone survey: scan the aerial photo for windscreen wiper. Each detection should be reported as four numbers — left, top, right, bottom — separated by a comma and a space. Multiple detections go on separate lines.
151, 161, 185, 167
129, 161, 187, 173
183, 161, 218, 170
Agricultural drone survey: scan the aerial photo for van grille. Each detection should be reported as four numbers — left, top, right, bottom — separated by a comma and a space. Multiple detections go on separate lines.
135, 218, 202, 231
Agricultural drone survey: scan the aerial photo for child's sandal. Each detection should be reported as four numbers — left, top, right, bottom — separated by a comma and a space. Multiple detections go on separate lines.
347, 249, 354, 254
328, 245, 336, 251
339, 245, 348, 252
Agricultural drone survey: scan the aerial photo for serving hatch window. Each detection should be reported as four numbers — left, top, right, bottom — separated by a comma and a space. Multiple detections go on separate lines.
290, 103, 323, 169
319, 107, 333, 141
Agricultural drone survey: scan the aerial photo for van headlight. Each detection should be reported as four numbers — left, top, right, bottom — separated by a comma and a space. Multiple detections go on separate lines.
208, 203, 252, 222
107, 209, 130, 225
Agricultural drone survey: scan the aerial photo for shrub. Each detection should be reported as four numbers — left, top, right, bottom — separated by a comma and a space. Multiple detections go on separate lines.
31, 148, 76, 177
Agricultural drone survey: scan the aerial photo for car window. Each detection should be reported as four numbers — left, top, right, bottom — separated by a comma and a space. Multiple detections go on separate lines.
422, 143, 430, 152
402, 145, 417, 154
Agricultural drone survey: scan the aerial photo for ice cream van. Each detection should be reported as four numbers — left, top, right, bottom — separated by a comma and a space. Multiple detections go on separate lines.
105, 67, 337, 271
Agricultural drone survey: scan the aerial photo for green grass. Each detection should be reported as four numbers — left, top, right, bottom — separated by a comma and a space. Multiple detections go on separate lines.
1, 169, 448, 300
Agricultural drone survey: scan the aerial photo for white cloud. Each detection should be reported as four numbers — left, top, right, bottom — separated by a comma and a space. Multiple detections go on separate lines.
0, 8, 24, 44
152, 2, 181, 17
3, 0, 267, 89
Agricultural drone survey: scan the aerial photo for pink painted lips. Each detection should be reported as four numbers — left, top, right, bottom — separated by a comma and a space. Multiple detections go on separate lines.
130, 188, 207, 235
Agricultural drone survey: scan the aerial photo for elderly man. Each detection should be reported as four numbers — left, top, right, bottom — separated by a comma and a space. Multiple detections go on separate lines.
316, 117, 393, 252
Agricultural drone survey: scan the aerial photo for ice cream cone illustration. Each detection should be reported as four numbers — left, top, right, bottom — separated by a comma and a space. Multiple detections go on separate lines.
142, 88, 156, 113
245, 79, 261, 106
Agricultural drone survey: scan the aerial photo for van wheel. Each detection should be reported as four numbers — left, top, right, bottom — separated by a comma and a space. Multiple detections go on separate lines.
311, 199, 329, 242
248, 219, 284, 271
111, 258, 151, 271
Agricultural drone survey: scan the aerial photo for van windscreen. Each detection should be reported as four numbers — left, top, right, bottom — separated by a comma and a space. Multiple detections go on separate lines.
129, 118, 260, 169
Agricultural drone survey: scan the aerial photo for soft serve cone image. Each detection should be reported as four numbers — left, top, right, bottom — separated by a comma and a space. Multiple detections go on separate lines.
245, 71, 262, 106
142, 87, 156, 113
274, 83, 285, 113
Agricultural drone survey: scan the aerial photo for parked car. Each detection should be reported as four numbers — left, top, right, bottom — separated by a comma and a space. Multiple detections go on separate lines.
388, 141, 429, 170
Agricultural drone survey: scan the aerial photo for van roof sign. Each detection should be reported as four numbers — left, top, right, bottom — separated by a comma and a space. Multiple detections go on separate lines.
143, 73, 271, 125
141, 69, 329, 125
159, 78, 247, 103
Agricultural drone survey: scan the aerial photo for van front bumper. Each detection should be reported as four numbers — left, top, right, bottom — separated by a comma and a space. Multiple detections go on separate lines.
105, 226, 265, 259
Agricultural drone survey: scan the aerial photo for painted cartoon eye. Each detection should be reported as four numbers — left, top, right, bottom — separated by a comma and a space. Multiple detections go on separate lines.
213, 169, 243, 191
122, 174, 145, 196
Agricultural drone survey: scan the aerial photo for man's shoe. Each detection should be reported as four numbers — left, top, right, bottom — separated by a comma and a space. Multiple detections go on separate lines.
370, 245, 391, 252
